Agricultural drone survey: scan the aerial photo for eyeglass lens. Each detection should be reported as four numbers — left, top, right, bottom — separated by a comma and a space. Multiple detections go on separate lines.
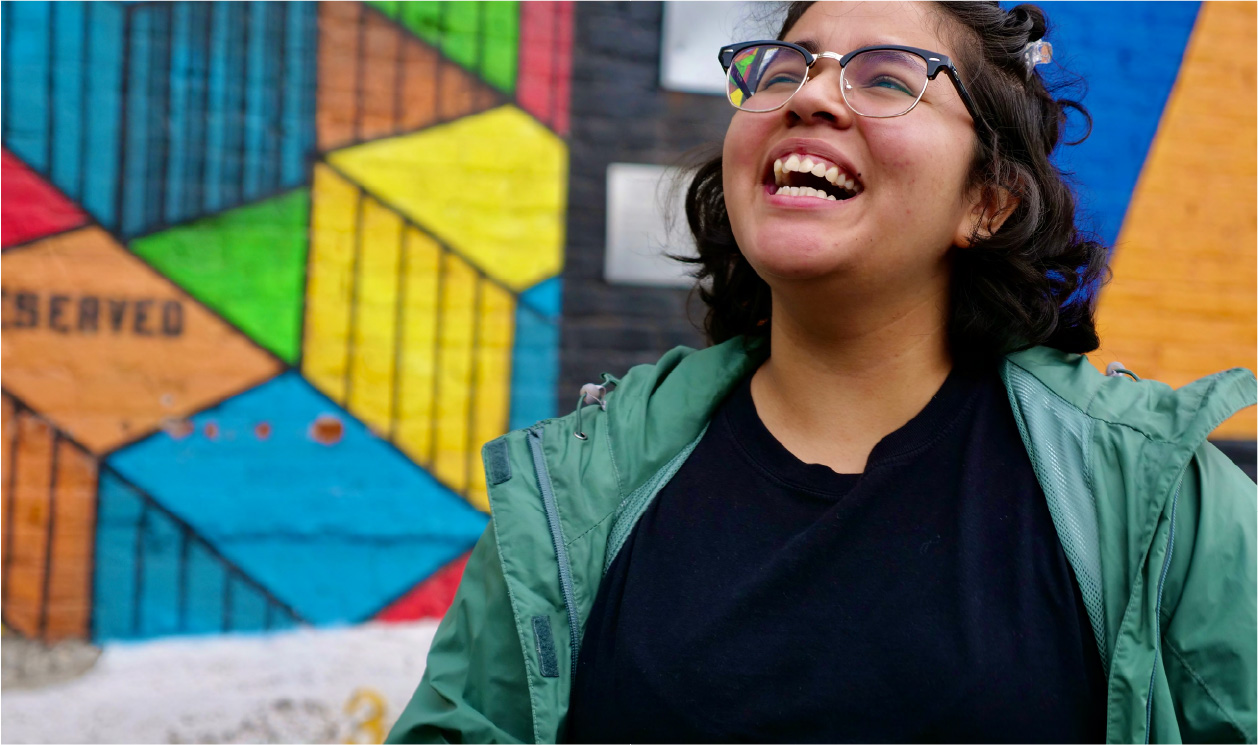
726, 45, 930, 117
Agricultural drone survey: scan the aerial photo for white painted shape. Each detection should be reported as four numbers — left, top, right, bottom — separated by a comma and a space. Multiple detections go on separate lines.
1, 621, 440, 744
605, 163, 696, 288
660, 1, 783, 94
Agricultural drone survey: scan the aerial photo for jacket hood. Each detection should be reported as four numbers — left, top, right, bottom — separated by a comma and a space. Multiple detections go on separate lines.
1005, 345, 1256, 453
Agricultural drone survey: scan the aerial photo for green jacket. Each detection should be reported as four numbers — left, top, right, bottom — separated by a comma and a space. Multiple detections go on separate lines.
388, 340, 1258, 744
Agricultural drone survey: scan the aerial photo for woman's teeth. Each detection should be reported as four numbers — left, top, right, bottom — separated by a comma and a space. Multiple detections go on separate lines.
776, 185, 838, 200
771, 154, 862, 200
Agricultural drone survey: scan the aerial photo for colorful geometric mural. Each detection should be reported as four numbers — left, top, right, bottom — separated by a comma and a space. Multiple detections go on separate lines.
1086, 1, 1257, 438
1, 0, 570, 644
2, 0, 1252, 658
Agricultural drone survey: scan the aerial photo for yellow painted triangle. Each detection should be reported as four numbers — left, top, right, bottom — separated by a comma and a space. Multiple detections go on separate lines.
327, 105, 568, 292
1093, 1, 1256, 438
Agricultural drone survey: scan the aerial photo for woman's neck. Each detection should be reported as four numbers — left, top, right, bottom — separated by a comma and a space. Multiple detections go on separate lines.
749, 282, 953, 474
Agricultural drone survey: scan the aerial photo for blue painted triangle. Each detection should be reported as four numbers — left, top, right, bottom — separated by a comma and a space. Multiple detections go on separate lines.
1011, 1, 1201, 248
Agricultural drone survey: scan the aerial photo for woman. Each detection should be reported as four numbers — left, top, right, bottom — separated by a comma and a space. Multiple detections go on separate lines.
388, 2, 1256, 742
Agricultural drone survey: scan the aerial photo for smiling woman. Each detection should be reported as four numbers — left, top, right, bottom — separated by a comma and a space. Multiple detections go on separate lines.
387, 4, 1257, 744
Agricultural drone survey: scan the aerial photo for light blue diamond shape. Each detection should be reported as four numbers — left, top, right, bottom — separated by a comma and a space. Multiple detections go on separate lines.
104, 371, 488, 627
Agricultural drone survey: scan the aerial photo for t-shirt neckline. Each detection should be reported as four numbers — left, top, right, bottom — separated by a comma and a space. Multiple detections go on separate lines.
720, 361, 985, 497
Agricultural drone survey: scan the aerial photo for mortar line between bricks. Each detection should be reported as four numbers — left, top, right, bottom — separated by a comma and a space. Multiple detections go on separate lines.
2, 398, 24, 614
113, 7, 132, 232
178, 520, 191, 632
434, 1, 447, 120
389, 221, 410, 442
131, 498, 147, 637
236, 3, 250, 208
76, 1, 91, 203
353, 0, 367, 143
550, 3, 561, 130
221, 565, 233, 633
190, 1, 212, 218
1, 2, 12, 143
271, 2, 287, 196
392, 6, 406, 135
343, 185, 367, 407
38, 429, 61, 641
429, 249, 446, 472
46, 2, 57, 180
463, 276, 484, 500
84, 456, 101, 642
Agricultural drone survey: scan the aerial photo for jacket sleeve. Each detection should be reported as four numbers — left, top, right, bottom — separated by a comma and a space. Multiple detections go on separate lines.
386, 524, 534, 744
1162, 442, 1257, 743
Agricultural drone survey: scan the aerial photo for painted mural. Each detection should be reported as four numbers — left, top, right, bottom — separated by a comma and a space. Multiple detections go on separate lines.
0, 1, 1254, 742
0, 0, 573, 645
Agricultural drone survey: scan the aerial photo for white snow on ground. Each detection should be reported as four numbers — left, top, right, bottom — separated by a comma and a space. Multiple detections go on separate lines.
1, 620, 440, 744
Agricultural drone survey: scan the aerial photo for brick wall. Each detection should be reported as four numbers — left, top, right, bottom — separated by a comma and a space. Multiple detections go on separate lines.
560, 1, 724, 396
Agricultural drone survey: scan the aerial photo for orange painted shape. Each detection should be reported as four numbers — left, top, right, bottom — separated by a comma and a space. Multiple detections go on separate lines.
0, 227, 284, 453
1, 397, 100, 642
316, 3, 499, 152
3, 412, 55, 638
2, 395, 14, 540
43, 436, 97, 642
1093, 1, 1257, 438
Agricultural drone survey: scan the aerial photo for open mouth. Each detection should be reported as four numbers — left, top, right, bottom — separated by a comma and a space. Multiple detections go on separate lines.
768, 154, 863, 202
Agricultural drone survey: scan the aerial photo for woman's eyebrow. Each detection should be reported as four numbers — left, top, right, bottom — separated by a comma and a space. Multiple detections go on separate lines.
789, 38, 822, 54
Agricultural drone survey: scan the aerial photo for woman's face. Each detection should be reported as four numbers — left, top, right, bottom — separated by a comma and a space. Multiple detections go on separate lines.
722, 1, 980, 291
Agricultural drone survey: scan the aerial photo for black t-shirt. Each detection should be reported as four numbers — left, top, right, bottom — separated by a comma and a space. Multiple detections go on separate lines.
567, 362, 1107, 743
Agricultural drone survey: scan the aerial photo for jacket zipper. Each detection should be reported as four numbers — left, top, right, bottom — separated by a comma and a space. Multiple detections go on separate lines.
527, 425, 581, 674
1143, 471, 1184, 743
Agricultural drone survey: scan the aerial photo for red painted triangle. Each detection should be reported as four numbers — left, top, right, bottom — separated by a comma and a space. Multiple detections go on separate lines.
375, 552, 470, 622
2, 149, 89, 249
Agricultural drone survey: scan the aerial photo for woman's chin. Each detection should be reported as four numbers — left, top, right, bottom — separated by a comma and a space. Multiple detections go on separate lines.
744, 242, 864, 283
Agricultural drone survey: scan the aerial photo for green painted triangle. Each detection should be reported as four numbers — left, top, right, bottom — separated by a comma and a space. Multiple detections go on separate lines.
130, 190, 309, 364
369, 1, 518, 94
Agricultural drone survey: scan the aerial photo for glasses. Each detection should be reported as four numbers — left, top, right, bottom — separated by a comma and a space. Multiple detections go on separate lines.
718, 41, 986, 128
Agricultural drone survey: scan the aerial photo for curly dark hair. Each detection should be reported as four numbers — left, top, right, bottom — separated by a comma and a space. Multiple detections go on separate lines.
682, 1, 1110, 357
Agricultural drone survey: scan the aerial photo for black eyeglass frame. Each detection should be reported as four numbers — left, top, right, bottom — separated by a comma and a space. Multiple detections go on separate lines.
718, 40, 989, 133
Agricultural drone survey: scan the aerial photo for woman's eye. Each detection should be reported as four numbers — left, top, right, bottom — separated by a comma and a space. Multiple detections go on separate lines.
868, 76, 914, 95
760, 74, 802, 90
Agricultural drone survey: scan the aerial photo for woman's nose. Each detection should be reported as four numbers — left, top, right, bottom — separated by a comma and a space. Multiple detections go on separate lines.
783, 64, 855, 127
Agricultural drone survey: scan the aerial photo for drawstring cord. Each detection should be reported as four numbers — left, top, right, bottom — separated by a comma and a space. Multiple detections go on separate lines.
572, 375, 618, 440
1105, 361, 1141, 381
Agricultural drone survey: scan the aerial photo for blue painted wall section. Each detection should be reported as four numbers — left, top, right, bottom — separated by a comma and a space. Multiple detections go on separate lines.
0, 0, 317, 239
103, 372, 489, 629
511, 278, 562, 431
93, 469, 300, 641
1027, 1, 1201, 248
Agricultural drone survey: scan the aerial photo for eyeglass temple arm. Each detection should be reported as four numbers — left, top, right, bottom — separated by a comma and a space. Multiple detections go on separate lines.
941, 66, 993, 137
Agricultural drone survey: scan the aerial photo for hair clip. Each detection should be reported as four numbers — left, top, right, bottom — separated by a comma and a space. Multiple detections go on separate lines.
1021, 39, 1053, 73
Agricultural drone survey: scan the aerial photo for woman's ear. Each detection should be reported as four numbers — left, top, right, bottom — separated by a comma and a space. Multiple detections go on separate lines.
954, 185, 1019, 248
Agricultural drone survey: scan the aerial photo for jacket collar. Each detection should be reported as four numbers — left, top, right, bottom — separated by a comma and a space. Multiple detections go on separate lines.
1005, 345, 1257, 451
598, 339, 1254, 503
